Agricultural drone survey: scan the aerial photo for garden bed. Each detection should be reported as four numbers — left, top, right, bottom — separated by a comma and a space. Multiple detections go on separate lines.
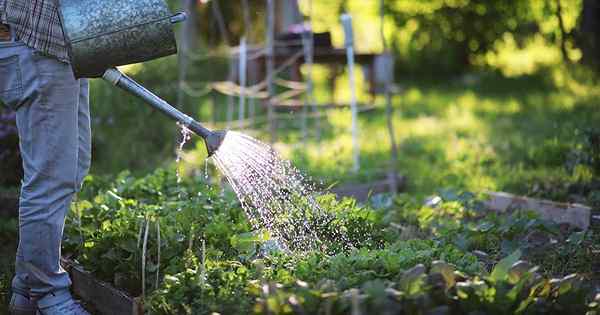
332, 172, 406, 202
485, 191, 591, 230
61, 258, 142, 315
57, 170, 599, 314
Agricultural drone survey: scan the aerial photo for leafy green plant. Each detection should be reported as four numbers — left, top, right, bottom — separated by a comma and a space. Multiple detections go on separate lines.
61, 170, 599, 314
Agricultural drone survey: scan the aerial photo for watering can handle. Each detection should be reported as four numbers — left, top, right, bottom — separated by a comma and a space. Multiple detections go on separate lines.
170, 12, 187, 24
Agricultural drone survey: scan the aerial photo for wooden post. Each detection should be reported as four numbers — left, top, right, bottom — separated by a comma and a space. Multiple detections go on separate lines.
300, 31, 310, 143
238, 37, 247, 129
301, 0, 317, 144
380, 0, 399, 194
266, 0, 276, 143
342, 14, 360, 173
211, 0, 230, 46
226, 57, 234, 129
241, 0, 256, 126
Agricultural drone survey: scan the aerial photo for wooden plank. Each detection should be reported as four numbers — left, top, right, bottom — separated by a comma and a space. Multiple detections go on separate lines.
271, 101, 377, 113
484, 191, 591, 230
332, 173, 405, 202
61, 259, 142, 315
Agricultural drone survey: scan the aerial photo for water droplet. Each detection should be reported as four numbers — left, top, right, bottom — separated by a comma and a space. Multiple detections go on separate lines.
175, 123, 192, 184
211, 131, 350, 252
204, 158, 210, 182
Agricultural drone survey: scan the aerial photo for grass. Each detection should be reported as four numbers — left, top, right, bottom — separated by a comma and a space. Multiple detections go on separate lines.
89, 51, 600, 209
242, 66, 600, 203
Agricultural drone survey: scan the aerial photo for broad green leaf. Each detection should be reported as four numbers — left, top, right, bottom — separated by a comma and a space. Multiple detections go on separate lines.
508, 260, 534, 284
399, 264, 426, 295
430, 260, 456, 288
490, 249, 521, 283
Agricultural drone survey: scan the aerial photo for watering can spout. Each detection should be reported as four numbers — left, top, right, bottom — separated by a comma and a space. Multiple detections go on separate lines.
102, 68, 226, 156
188, 122, 227, 156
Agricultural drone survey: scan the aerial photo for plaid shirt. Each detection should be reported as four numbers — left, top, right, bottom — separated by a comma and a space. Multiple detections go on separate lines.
0, 0, 69, 62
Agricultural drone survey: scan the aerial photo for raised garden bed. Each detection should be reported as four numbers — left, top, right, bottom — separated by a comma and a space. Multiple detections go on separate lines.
332, 172, 406, 202
61, 258, 142, 315
484, 191, 591, 230
54, 170, 599, 314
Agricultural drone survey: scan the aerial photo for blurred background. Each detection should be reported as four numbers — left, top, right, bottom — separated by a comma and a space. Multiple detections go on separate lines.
1, 0, 599, 205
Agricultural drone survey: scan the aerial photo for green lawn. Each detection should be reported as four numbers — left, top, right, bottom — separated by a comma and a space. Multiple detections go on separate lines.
241, 67, 600, 204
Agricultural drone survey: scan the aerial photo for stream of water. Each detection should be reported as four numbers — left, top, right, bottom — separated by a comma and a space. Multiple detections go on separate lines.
175, 123, 192, 184
211, 131, 346, 252
174, 124, 345, 252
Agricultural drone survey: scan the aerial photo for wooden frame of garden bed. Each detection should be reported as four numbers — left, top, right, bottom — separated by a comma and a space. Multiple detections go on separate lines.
332, 172, 406, 202
484, 191, 591, 230
60, 258, 143, 315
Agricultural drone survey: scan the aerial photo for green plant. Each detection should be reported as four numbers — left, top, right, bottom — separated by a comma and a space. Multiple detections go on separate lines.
62, 170, 599, 314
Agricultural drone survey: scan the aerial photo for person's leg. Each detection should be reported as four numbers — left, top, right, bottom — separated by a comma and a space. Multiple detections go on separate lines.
76, 78, 91, 189
12, 47, 81, 308
1, 27, 37, 315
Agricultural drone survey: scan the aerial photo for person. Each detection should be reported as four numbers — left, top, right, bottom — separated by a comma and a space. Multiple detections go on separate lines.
0, 1, 91, 314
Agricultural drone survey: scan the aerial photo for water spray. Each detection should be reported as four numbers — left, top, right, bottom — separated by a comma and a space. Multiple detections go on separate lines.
56, 0, 226, 155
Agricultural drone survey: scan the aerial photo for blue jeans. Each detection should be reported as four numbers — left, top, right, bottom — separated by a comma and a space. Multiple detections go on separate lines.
0, 30, 91, 307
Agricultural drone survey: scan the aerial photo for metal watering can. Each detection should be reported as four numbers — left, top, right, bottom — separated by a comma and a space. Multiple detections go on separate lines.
57, 0, 226, 155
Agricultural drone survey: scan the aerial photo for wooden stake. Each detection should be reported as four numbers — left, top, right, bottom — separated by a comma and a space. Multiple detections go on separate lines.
241, 0, 256, 125
266, 0, 276, 143
380, 0, 399, 195
226, 57, 235, 129
155, 220, 161, 290
239, 37, 248, 129
211, 0, 230, 46
141, 218, 150, 299
342, 14, 360, 173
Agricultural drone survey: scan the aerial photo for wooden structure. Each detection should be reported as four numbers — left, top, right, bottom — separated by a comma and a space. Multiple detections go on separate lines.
484, 191, 592, 230
332, 173, 406, 202
61, 258, 143, 315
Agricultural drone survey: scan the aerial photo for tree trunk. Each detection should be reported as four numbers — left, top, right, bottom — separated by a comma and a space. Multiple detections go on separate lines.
555, 0, 569, 62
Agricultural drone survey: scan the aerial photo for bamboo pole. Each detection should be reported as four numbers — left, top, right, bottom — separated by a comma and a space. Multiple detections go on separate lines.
307, 0, 320, 143
211, 0, 230, 46
155, 220, 161, 290
241, 0, 256, 126
226, 57, 234, 129
380, 0, 399, 194
238, 37, 248, 129
341, 14, 360, 173
266, 0, 276, 143
300, 31, 310, 143
301, 0, 317, 144
141, 218, 150, 298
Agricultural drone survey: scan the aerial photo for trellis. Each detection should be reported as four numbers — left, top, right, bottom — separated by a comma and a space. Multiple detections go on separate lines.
175, 0, 394, 177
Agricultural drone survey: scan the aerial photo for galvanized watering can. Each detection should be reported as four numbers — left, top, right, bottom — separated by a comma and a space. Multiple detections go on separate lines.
57, 0, 226, 155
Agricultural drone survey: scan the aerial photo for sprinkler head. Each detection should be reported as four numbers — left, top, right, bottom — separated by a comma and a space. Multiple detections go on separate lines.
204, 130, 227, 156
188, 120, 227, 156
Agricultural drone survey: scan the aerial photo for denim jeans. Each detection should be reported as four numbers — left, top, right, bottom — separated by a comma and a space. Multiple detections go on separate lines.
0, 29, 91, 307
